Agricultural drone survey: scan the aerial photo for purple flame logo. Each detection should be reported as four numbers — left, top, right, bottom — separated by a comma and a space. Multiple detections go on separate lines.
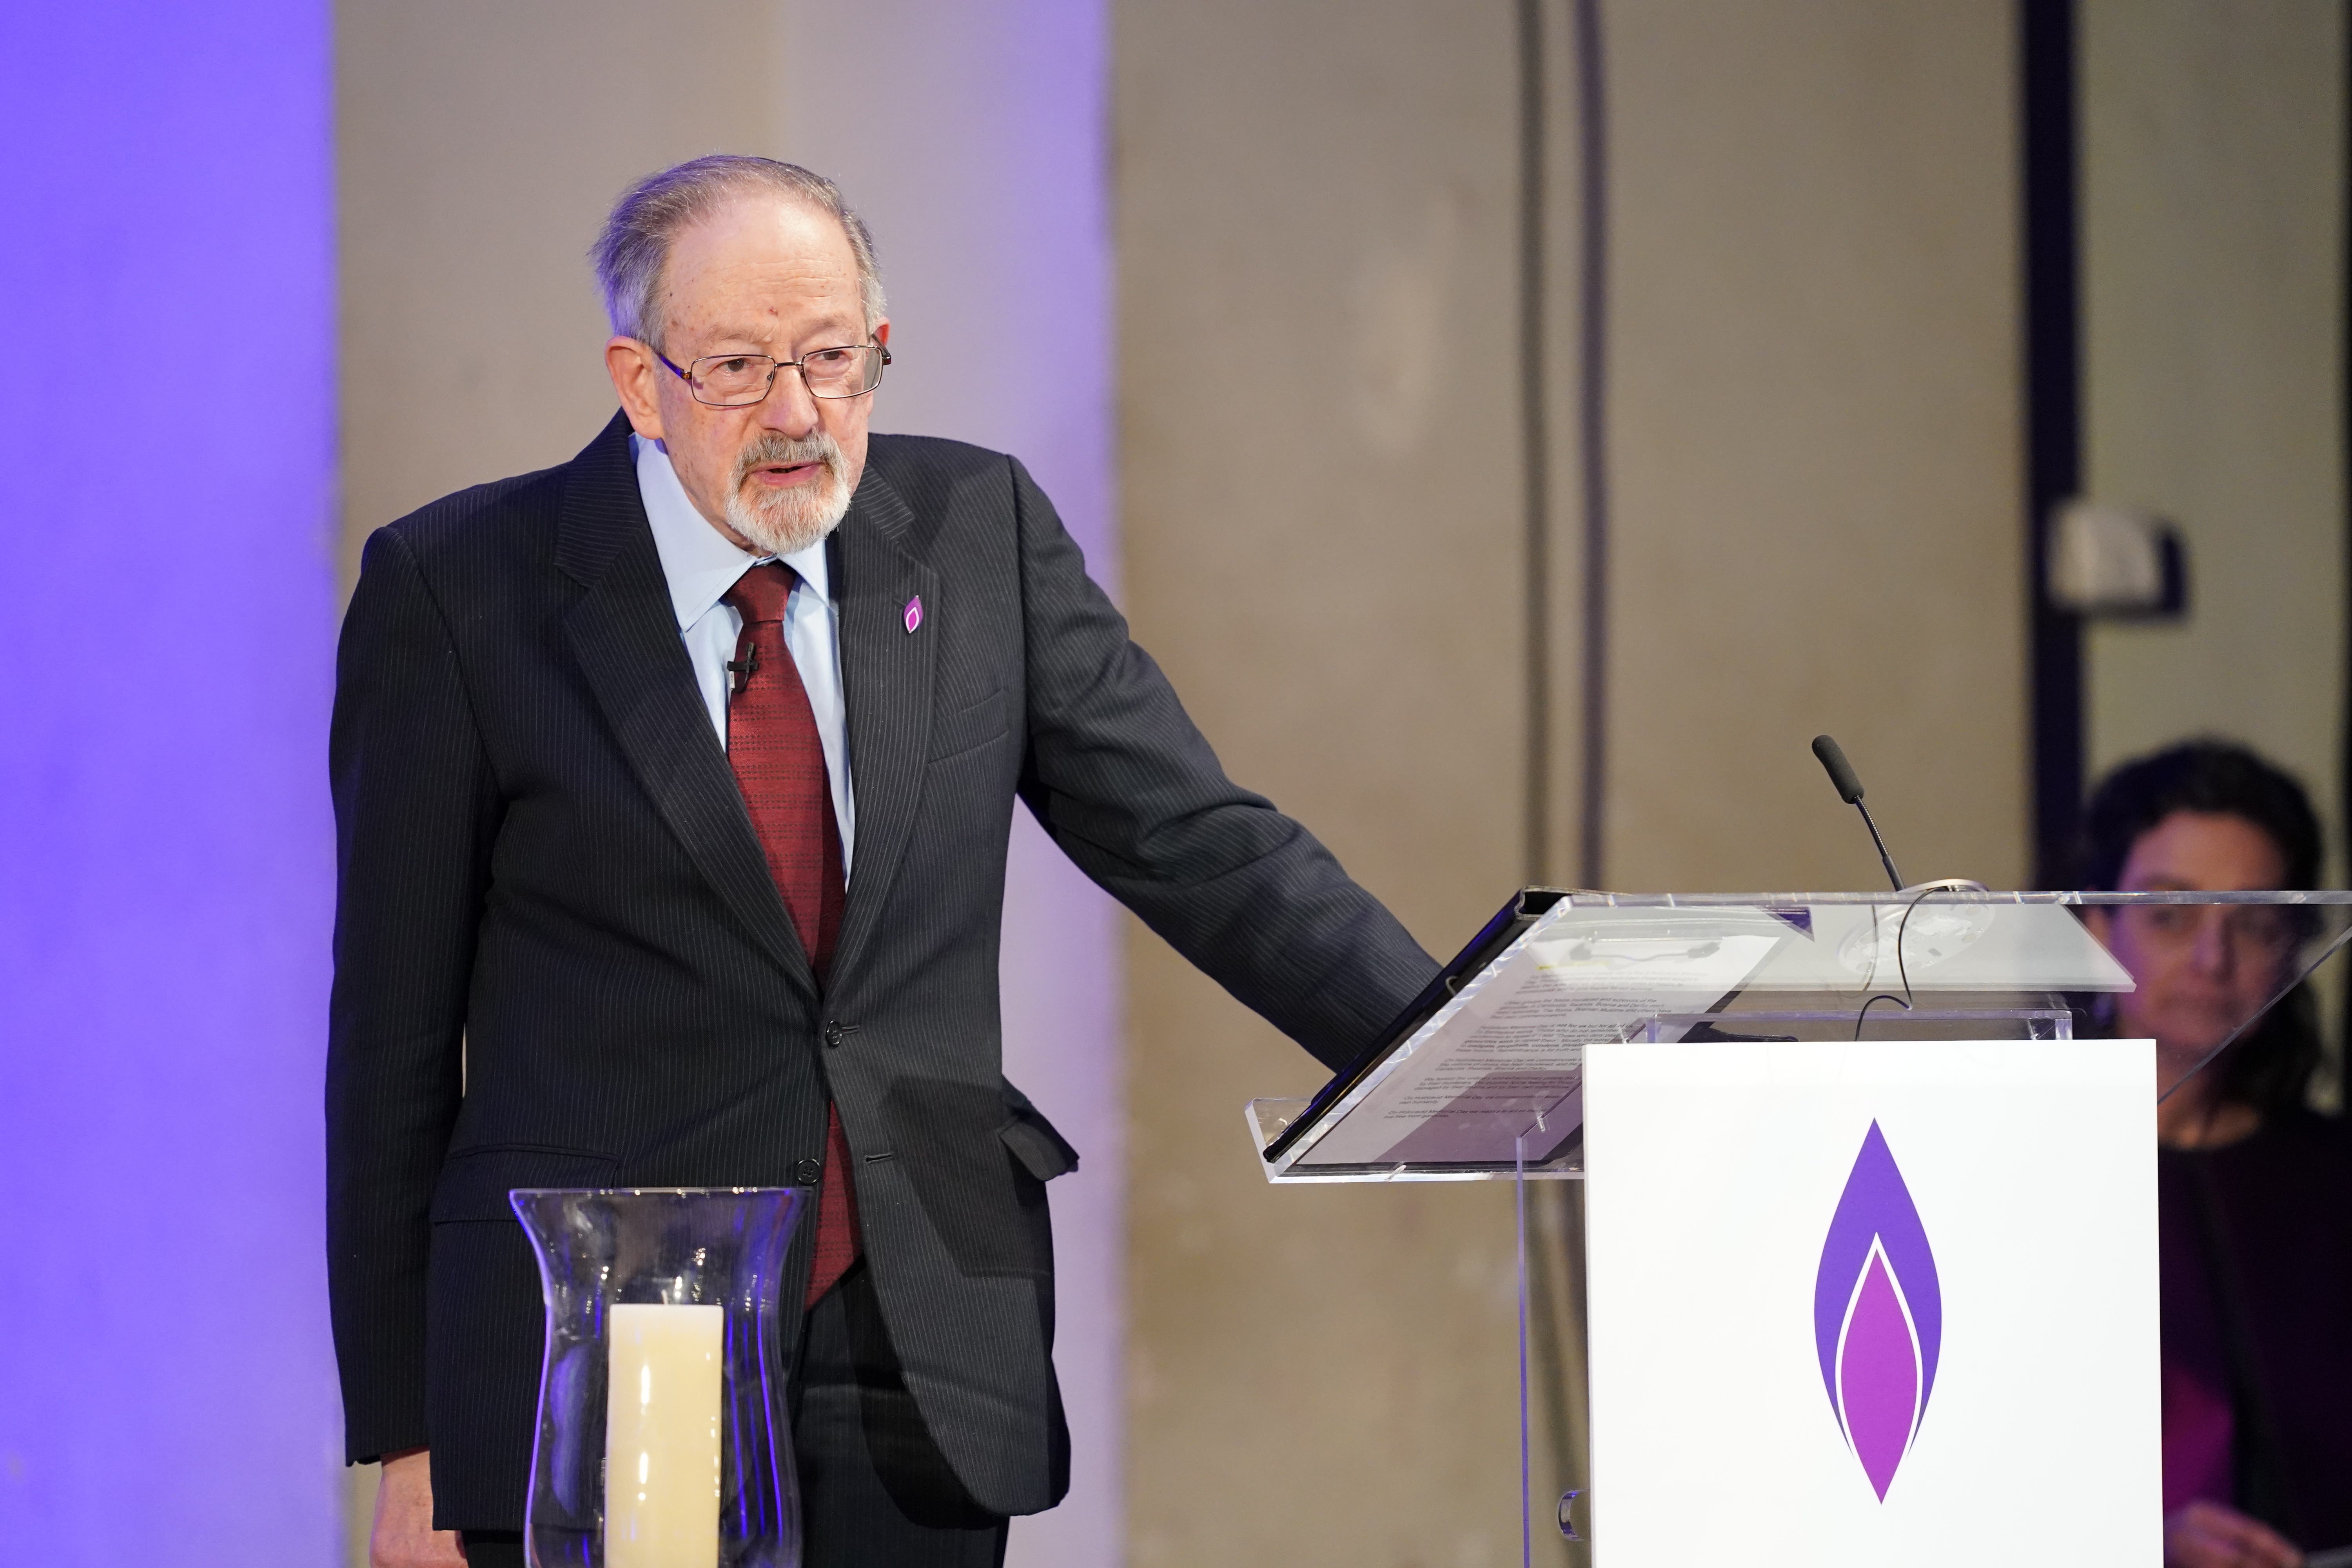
1813, 1121, 1941, 1501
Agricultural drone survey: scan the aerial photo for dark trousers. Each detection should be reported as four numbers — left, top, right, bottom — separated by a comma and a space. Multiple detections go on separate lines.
466, 1261, 1008, 1568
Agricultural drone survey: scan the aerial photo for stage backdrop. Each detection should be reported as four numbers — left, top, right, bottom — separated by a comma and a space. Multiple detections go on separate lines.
0, 2, 343, 1563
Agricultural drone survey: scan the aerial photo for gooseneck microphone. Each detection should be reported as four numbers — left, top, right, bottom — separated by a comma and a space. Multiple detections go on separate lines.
1811, 735, 1905, 892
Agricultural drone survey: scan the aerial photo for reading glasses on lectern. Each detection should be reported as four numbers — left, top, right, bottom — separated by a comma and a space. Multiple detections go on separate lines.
654, 342, 891, 405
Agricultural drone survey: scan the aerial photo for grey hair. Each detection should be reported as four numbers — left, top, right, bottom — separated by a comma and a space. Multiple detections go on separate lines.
590, 155, 886, 349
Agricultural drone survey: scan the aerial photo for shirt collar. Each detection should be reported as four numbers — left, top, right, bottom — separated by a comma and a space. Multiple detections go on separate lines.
632, 432, 833, 629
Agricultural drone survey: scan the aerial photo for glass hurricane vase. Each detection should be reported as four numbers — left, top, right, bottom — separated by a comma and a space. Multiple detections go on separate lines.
508, 1187, 807, 1568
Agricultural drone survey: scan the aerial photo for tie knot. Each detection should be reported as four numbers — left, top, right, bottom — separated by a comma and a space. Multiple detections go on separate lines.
725, 561, 798, 624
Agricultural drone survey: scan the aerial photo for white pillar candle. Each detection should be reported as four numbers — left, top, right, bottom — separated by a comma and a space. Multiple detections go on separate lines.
604, 1303, 724, 1568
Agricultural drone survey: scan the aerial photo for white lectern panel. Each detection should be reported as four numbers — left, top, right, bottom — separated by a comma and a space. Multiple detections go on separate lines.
1583, 1038, 2158, 1567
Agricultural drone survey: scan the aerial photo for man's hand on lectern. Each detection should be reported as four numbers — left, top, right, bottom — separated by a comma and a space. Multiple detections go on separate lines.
2164, 1499, 2302, 1568
372, 1448, 467, 1567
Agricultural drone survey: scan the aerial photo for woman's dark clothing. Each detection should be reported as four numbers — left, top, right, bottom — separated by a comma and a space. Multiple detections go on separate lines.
2159, 1108, 2352, 1550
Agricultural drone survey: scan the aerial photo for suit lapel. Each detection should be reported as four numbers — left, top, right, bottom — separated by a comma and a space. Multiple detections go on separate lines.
556, 414, 820, 1000
831, 466, 938, 982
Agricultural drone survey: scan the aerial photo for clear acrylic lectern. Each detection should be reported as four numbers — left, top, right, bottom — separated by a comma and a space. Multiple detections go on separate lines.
1248, 887, 2352, 1565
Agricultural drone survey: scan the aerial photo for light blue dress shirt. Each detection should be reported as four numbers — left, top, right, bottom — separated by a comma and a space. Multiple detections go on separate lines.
633, 433, 856, 873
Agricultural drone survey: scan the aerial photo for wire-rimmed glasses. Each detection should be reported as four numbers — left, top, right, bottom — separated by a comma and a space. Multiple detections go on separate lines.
657, 343, 891, 406
2113, 900, 2308, 957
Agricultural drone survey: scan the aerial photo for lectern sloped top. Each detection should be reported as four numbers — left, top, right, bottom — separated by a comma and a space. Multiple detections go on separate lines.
1248, 887, 2352, 1185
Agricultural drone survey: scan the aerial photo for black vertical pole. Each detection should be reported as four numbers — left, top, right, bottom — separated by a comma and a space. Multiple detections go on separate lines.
2022, 0, 2085, 887
1572, 0, 1609, 892
1520, 0, 1553, 889
2339, 2, 2350, 1052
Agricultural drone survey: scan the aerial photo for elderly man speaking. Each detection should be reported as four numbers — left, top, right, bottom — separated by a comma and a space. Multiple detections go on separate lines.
328, 155, 1436, 1568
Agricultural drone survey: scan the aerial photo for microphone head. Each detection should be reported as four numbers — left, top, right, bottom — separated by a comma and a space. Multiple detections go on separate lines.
1811, 734, 1866, 804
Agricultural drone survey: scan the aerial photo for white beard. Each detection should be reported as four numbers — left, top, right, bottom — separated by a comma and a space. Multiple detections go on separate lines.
723, 432, 853, 557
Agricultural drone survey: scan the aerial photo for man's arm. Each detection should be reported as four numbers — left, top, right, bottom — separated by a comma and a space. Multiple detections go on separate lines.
1007, 459, 1439, 1071
327, 526, 499, 1465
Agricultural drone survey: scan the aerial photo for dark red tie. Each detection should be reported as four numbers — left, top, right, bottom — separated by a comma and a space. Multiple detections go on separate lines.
722, 563, 858, 1306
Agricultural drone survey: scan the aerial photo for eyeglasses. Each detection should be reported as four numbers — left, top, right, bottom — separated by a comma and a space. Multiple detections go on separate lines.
2117, 902, 2302, 955
655, 343, 891, 407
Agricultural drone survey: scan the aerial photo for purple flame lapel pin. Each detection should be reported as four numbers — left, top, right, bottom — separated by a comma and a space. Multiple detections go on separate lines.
1813, 1120, 1941, 1501
904, 595, 924, 633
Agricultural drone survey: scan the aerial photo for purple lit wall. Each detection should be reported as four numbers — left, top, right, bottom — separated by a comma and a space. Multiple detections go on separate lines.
0, 4, 341, 1563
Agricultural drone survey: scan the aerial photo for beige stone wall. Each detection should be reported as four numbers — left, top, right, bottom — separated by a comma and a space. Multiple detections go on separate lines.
1117, 1, 2025, 1563
1598, 3, 2027, 894
337, 0, 784, 581
1116, 0, 1530, 1559
2079, 0, 2346, 877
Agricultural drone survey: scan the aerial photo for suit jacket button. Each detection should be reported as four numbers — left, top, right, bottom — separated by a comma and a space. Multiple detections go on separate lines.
794, 1156, 823, 1185
823, 1021, 846, 1048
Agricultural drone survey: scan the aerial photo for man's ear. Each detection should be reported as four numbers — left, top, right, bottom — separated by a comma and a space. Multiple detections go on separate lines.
606, 337, 665, 439
871, 318, 890, 349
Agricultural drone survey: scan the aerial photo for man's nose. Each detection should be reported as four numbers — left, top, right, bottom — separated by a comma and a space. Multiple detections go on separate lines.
757, 366, 822, 437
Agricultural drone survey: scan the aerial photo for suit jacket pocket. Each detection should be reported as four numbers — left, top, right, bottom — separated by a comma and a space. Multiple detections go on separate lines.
882, 1077, 1054, 1279
998, 1084, 1080, 1182
927, 686, 1007, 762
430, 1142, 619, 1225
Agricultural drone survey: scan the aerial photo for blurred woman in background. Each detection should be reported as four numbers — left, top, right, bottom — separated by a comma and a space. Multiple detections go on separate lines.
2079, 740, 2348, 1568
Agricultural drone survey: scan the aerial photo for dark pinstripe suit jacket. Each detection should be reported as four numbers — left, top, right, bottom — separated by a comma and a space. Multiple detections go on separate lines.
326, 411, 1439, 1528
